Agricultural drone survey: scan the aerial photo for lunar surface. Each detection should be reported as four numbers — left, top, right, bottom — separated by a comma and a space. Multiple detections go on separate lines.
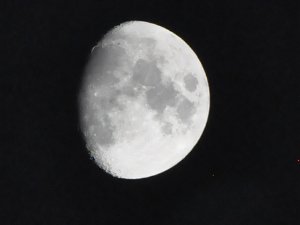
79, 21, 210, 179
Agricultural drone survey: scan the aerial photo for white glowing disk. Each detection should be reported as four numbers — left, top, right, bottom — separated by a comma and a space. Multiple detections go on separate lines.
79, 21, 210, 179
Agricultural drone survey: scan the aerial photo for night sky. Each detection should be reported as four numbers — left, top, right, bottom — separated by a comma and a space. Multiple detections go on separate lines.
1, 0, 299, 224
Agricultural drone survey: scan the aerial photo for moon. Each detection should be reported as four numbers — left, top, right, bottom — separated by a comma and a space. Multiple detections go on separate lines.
79, 21, 210, 179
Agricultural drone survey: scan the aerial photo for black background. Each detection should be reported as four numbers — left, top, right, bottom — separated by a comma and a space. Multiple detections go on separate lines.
1, 0, 299, 224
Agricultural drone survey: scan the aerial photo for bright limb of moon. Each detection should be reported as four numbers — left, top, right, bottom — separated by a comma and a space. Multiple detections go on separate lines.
79, 21, 210, 179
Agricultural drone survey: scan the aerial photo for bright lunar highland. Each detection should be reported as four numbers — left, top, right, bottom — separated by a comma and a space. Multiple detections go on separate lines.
79, 21, 210, 179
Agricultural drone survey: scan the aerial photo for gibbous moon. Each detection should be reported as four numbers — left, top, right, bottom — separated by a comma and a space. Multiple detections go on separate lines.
79, 21, 210, 179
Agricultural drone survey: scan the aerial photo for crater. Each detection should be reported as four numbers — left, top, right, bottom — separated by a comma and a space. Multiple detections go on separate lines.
183, 73, 198, 92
